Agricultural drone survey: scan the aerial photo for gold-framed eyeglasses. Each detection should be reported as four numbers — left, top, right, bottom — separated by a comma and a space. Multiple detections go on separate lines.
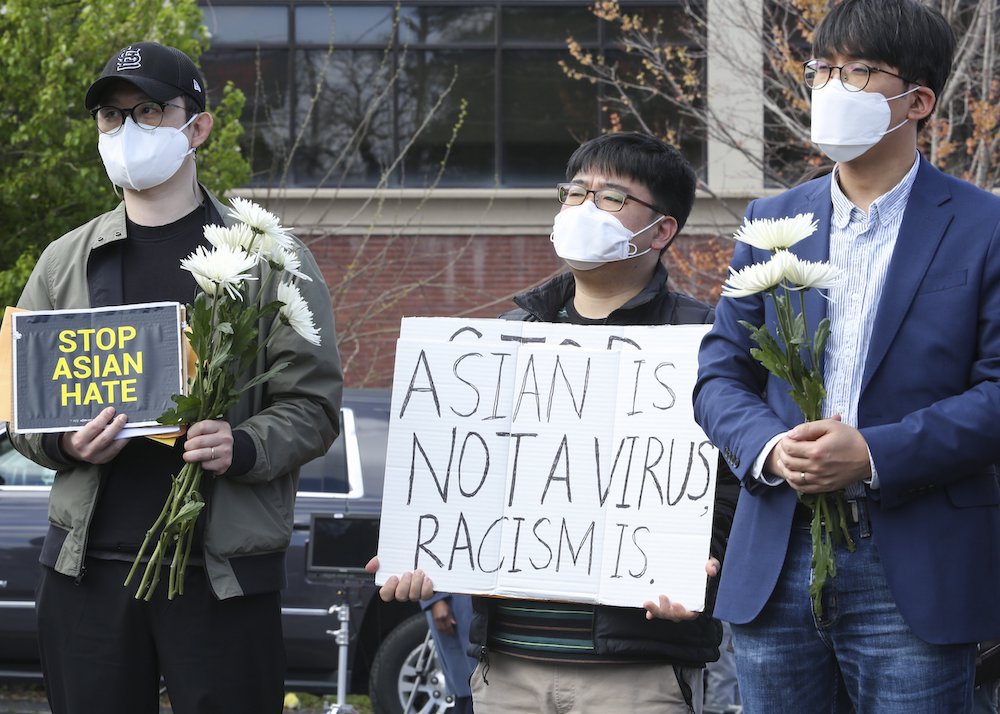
90, 100, 189, 135
802, 59, 917, 92
556, 183, 664, 214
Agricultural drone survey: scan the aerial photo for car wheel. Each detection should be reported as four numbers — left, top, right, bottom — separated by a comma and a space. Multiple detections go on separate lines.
369, 613, 455, 714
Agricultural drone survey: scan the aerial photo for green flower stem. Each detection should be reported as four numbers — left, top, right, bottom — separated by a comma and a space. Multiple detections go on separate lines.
131, 217, 304, 600
167, 464, 202, 599
125, 477, 177, 590
748, 281, 857, 617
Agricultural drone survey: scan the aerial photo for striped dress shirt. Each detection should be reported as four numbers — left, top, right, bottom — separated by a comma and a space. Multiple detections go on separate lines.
824, 153, 920, 494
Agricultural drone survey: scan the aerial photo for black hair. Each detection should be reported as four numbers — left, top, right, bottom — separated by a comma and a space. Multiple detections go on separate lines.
183, 95, 202, 116
565, 132, 697, 231
813, 0, 955, 129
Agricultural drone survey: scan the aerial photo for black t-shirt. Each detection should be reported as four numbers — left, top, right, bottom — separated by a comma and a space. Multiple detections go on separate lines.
557, 298, 609, 325
87, 204, 210, 558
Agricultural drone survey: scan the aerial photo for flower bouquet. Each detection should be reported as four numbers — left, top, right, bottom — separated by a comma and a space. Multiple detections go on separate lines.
125, 198, 321, 600
722, 213, 853, 616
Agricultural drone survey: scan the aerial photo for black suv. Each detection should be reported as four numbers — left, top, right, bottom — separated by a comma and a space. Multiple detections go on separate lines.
0, 388, 455, 714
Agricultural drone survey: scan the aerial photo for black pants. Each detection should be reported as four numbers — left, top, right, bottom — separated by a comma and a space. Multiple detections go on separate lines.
36, 558, 285, 714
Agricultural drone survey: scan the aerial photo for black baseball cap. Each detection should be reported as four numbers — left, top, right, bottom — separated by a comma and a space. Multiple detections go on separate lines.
85, 42, 206, 112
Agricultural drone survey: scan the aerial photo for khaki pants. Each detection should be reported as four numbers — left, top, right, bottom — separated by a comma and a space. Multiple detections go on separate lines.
470, 651, 704, 714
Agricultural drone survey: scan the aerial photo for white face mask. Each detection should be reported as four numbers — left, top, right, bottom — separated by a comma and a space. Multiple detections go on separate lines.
98, 114, 197, 191
810, 80, 918, 163
550, 199, 664, 271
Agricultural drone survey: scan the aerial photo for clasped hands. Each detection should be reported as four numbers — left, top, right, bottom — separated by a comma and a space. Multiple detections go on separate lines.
59, 406, 235, 473
364, 556, 720, 622
765, 416, 872, 493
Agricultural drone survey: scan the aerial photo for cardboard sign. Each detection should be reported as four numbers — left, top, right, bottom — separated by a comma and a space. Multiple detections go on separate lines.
376, 317, 717, 610
11, 302, 185, 434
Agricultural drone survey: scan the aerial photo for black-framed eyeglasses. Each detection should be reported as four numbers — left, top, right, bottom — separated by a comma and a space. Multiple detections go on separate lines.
802, 59, 918, 93
556, 182, 664, 214
90, 100, 190, 135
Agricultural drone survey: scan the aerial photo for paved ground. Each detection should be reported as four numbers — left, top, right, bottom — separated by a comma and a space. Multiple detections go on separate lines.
0, 701, 335, 714
0, 687, 171, 714
0, 686, 354, 714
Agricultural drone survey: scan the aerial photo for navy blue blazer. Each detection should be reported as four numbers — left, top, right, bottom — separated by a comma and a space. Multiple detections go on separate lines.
694, 158, 1000, 644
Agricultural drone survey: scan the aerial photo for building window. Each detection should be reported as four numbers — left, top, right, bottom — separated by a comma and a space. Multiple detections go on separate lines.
200, 1, 701, 188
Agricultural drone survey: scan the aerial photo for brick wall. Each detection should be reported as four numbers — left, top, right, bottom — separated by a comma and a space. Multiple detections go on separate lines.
309, 232, 731, 387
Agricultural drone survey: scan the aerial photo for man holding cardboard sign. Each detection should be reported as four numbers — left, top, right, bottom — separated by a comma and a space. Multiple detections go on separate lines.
368, 133, 739, 714
9, 42, 342, 714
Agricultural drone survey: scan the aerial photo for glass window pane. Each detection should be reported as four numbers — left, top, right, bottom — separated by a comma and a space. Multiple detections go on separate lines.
398, 7, 495, 44
296, 5, 397, 45
293, 49, 395, 186
501, 50, 598, 185
201, 49, 291, 185
399, 50, 495, 186
203, 5, 288, 44
502, 7, 596, 44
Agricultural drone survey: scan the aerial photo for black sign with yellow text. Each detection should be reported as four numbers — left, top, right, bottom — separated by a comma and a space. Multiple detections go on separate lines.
12, 303, 184, 432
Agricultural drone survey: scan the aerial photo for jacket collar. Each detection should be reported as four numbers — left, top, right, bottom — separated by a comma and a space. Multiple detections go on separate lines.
87, 185, 229, 308
513, 262, 671, 322
88, 184, 228, 252
861, 156, 952, 391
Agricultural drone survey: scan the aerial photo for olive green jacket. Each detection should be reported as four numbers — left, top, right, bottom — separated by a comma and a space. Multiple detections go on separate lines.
10, 189, 342, 599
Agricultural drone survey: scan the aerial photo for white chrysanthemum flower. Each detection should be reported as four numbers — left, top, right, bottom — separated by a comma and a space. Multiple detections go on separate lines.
269, 248, 312, 282
733, 213, 819, 252
204, 223, 257, 254
228, 197, 282, 233
256, 229, 296, 263
782, 253, 842, 291
277, 281, 321, 346
181, 245, 258, 300
227, 198, 295, 258
721, 250, 791, 298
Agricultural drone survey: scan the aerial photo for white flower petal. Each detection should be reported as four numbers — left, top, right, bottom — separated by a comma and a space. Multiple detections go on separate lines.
732, 213, 819, 252
270, 248, 313, 282
721, 251, 790, 298
227, 198, 297, 258
180, 245, 258, 300
204, 223, 258, 254
277, 281, 321, 346
228, 197, 283, 234
782, 253, 842, 290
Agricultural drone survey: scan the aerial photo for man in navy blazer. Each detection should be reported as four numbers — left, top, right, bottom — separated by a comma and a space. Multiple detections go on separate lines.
694, 1, 1000, 712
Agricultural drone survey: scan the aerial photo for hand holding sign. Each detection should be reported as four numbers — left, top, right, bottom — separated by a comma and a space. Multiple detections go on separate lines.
642, 557, 720, 621
365, 557, 436, 602
59, 406, 130, 464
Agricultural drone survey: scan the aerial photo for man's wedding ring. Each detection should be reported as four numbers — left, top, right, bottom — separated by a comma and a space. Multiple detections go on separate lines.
800, 471, 807, 484
211, 446, 216, 460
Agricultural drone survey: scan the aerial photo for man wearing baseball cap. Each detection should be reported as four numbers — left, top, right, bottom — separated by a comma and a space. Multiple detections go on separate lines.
10, 42, 343, 714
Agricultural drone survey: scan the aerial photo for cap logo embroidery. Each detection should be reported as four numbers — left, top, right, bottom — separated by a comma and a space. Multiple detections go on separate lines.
192, 79, 202, 93
117, 46, 142, 72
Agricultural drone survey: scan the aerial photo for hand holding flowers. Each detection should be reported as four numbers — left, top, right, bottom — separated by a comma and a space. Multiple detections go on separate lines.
722, 212, 854, 617
125, 198, 322, 600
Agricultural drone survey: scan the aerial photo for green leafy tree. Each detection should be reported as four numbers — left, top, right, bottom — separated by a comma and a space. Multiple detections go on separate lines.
0, 0, 249, 307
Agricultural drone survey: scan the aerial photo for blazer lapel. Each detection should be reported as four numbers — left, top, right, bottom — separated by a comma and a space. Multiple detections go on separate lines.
862, 158, 953, 391
795, 176, 833, 338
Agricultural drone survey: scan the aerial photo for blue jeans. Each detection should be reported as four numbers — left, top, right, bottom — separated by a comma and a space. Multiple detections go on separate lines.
731, 522, 976, 714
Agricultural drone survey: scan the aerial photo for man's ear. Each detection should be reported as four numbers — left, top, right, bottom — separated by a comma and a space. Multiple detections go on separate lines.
650, 215, 679, 251
907, 86, 937, 124
189, 112, 214, 150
